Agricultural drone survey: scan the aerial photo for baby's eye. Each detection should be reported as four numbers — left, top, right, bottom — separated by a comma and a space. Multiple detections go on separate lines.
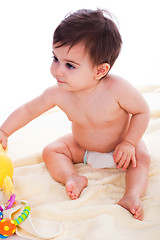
52, 55, 59, 62
66, 63, 75, 69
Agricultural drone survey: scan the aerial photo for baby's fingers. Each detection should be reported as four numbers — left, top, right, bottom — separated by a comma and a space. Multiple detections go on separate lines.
122, 155, 131, 171
113, 150, 122, 164
116, 153, 127, 169
131, 154, 136, 168
0, 139, 8, 150
113, 149, 117, 161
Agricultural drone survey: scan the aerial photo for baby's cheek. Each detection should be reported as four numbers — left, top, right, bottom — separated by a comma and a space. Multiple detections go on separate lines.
50, 63, 54, 76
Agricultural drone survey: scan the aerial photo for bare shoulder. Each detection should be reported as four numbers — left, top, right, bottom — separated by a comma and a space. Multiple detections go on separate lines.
42, 85, 60, 97
42, 85, 71, 107
40, 85, 63, 107
103, 74, 149, 113
44, 84, 63, 93
103, 74, 141, 96
103, 74, 135, 90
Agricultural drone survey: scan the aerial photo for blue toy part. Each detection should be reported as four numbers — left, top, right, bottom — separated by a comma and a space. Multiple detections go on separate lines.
14, 206, 31, 226
0, 233, 7, 238
0, 212, 3, 221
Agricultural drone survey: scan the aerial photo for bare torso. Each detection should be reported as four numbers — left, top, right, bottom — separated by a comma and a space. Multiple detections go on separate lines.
56, 75, 131, 152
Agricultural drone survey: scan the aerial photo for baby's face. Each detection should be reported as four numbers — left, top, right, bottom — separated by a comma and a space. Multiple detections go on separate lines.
50, 43, 99, 93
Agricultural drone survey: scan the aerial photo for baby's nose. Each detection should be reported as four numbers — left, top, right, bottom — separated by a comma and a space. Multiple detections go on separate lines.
55, 65, 64, 77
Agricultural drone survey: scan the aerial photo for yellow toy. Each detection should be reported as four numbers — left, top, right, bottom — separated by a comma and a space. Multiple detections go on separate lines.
0, 145, 31, 238
0, 144, 14, 197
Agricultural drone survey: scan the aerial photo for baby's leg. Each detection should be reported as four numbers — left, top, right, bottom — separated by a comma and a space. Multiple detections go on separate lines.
42, 133, 87, 199
118, 140, 150, 220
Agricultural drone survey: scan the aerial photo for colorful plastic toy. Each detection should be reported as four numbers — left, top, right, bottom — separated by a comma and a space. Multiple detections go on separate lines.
0, 144, 31, 238
0, 219, 16, 237
0, 197, 31, 238
0, 144, 14, 197
0, 194, 16, 212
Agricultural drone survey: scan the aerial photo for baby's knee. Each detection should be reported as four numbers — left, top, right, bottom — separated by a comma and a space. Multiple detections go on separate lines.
42, 144, 57, 163
42, 145, 51, 163
42, 141, 72, 163
136, 150, 150, 168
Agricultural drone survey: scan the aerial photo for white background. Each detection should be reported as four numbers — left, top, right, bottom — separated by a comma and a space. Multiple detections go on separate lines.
0, 0, 160, 123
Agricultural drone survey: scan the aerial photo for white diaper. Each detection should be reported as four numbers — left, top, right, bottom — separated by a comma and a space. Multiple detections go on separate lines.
83, 150, 117, 169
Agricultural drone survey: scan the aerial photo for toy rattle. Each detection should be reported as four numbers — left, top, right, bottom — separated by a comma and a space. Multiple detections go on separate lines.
0, 196, 31, 238
0, 144, 31, 238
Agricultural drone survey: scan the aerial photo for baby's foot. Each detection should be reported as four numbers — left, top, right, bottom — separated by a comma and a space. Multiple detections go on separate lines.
118, 194, 143, 220
66, 175, 88, 200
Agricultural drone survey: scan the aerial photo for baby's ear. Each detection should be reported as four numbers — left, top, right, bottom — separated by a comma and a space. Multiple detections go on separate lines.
95, 63, 110, 80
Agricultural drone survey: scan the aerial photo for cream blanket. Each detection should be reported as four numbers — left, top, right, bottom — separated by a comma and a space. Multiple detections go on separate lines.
1, 85, 160, 240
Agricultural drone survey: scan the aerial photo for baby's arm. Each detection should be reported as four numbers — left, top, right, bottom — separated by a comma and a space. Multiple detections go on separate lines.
112, 77, 150, 170
0, 86, 58, 149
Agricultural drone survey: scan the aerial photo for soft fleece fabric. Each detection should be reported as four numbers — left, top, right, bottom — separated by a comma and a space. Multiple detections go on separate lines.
1, 85, 160, 240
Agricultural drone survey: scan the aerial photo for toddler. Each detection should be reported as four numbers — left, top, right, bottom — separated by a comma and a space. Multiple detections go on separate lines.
0, 9, 150, 220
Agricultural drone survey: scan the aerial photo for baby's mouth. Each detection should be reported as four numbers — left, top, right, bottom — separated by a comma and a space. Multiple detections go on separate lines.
57, 79, 64, 83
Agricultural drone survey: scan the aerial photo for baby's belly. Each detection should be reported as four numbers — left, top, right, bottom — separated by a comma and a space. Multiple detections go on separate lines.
72, 122, 129, 153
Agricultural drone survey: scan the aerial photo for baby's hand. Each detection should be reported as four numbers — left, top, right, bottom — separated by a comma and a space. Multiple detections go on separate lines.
113, 140, 136, 171
0, 130, 8, 150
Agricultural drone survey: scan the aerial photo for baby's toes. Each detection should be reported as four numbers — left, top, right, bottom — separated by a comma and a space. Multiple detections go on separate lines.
70, 193, 78, 200
134, 205, 143, 220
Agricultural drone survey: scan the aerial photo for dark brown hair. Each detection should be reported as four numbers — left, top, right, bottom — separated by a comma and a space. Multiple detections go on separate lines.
53, 9, 122, 69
